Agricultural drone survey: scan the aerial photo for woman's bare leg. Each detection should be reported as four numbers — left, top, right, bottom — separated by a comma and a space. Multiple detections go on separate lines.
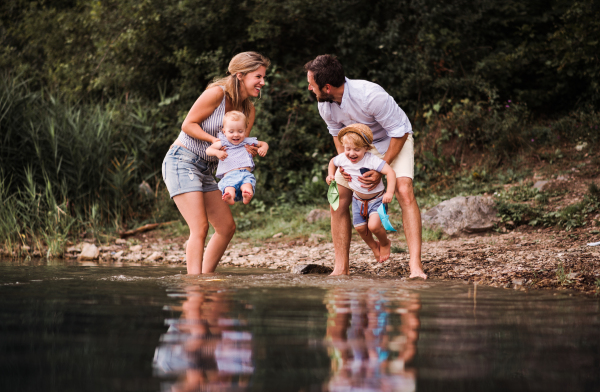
203, 190, 236, 273
173, 191, 209, 275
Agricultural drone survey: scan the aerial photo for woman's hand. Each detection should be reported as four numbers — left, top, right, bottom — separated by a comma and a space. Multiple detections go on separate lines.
326, 175, 335, 185
245, 144, 259, 157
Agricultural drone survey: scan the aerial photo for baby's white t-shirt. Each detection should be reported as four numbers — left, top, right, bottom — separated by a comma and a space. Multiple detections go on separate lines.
333, 152, 386, 196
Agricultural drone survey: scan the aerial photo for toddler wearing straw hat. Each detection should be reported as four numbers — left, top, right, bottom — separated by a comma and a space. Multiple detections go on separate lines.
326, 124, 396, 262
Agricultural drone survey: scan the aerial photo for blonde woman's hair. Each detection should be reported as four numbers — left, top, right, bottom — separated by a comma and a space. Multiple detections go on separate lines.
223, 110, 247, 126
207, 52, 271, 115
337, 123, 374, 149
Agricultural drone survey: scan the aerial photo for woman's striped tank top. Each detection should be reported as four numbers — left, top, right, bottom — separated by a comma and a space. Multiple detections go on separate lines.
177, 87, 226, 173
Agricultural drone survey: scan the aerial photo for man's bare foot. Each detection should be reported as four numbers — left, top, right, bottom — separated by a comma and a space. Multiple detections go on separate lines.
242, 189, 253, 204
222, 192, 235, 205
329, 267, 349, 276
379, 239, 391, 262
409, 260, 427, 279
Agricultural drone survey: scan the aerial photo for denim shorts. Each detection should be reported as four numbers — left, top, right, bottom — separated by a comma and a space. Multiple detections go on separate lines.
162, 145, 219, 198
218, 170, 256, 202
352, 194, 383, 227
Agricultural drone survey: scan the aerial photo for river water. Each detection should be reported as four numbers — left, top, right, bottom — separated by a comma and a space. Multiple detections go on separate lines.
1, 260, 599, 392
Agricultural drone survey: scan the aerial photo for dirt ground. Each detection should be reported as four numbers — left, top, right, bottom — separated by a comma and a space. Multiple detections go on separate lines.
52, 221, 600, 296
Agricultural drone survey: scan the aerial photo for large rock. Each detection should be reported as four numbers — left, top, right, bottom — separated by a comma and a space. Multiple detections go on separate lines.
422, 196, 498, 237
306, 209, 331, 223
290, 264, 333, 274
78, 243, 99, 260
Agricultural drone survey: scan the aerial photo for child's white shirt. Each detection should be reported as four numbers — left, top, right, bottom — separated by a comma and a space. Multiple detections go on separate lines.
333, 152, 386, 196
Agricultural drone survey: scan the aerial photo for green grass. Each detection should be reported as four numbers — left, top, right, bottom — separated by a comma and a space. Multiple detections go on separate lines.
391, 245, 407, 254
230, 202, 332, 243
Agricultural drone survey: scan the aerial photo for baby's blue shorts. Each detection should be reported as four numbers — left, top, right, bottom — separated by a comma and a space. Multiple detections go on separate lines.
218, 170, 256, 202
352, 195, 383, 227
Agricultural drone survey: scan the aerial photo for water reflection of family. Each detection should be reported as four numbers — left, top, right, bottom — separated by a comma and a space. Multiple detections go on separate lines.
325, 290, 419, 392
153, 286, 253, 391
154, 287, 420, 391
162, 51, 426, 279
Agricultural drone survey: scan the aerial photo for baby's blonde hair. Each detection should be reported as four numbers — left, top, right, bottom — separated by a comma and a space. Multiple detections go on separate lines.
223, 110, 247, 126
338, 123, 374, 149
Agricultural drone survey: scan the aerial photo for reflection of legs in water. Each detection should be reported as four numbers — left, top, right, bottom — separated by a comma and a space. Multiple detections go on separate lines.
324, 289, 420, 391
154, 286, 253, 392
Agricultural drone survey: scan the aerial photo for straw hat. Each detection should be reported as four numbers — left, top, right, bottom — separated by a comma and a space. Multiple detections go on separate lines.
337, 123, 374, 146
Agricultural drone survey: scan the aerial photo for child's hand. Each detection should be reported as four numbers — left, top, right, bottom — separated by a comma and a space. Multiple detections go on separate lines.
216, 150, 228, 161
258, 145, 268, 157
382, 192, 393, 204
326, 175, 335, 185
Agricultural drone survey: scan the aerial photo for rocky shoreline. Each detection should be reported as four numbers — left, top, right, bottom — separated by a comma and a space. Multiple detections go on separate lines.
16, 224, 596, 296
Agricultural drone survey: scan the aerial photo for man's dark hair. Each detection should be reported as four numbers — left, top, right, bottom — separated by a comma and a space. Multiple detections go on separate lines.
304, 55, 345, 89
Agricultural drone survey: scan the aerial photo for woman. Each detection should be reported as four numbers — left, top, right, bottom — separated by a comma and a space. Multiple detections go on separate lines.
162, 52, 270, 274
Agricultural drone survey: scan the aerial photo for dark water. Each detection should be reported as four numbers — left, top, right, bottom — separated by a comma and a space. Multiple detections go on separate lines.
1, 260, 599, 392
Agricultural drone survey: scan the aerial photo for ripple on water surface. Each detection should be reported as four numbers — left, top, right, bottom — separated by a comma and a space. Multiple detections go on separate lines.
0, 260, 599, 392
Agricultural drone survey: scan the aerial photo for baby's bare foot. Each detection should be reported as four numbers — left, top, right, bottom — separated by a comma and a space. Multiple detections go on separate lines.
222, 192, 235, 205
379, 239, 391, 262
242, 189, 253, 205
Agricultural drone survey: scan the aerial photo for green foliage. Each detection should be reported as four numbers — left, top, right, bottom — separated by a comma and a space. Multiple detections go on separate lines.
422, 226, 444, 242
1, 0, 599, 246
391, 245, 407, 254
230, 203, 331, 241
495, 182, 600, 230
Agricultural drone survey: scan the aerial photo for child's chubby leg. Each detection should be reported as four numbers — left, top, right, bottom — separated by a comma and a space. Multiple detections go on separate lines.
222, 187, 236, 205
240, 183, 254, 205
239, 171, 256, 205
354, 224, 381, 262
368, 214, 391, 262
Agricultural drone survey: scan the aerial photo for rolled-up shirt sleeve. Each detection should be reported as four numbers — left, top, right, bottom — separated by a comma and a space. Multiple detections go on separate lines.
366, 89, 412, 138
318, 104, 345, 137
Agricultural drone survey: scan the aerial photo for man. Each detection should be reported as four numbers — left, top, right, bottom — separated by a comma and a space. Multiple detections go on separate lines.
305, 54, 427, 279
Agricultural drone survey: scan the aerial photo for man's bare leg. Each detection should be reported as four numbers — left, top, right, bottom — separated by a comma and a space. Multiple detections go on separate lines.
330, 185, 353, 275
395, 178, 427, 279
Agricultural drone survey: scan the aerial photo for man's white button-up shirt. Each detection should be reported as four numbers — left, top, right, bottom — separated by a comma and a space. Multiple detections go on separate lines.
318, 77, 412, 155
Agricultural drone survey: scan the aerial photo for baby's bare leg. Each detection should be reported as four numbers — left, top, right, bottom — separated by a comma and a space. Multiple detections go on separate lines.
222, 187, 236, 205
368, 215, 391, 262
240, 183, 253, 205
355, 224, 380, 262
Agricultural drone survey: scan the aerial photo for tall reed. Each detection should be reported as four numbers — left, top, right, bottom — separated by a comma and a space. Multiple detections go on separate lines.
0, 75, 174, 253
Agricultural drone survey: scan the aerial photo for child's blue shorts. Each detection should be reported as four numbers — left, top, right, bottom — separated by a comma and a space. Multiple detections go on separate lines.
352, 195, 383, 227
218, 170, 256, 202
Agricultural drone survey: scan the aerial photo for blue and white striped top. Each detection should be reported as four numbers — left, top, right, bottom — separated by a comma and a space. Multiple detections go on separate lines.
177, 87, 226, 173
215, 133, 258, 179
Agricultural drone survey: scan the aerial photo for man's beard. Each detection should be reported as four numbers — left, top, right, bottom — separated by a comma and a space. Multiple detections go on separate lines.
311, 90, 335, 103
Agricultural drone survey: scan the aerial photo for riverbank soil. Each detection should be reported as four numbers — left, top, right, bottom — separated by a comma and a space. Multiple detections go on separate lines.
51, 221, 599, 295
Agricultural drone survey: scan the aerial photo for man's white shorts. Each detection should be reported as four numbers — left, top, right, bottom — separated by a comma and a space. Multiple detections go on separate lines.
334, 134, 414, 190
